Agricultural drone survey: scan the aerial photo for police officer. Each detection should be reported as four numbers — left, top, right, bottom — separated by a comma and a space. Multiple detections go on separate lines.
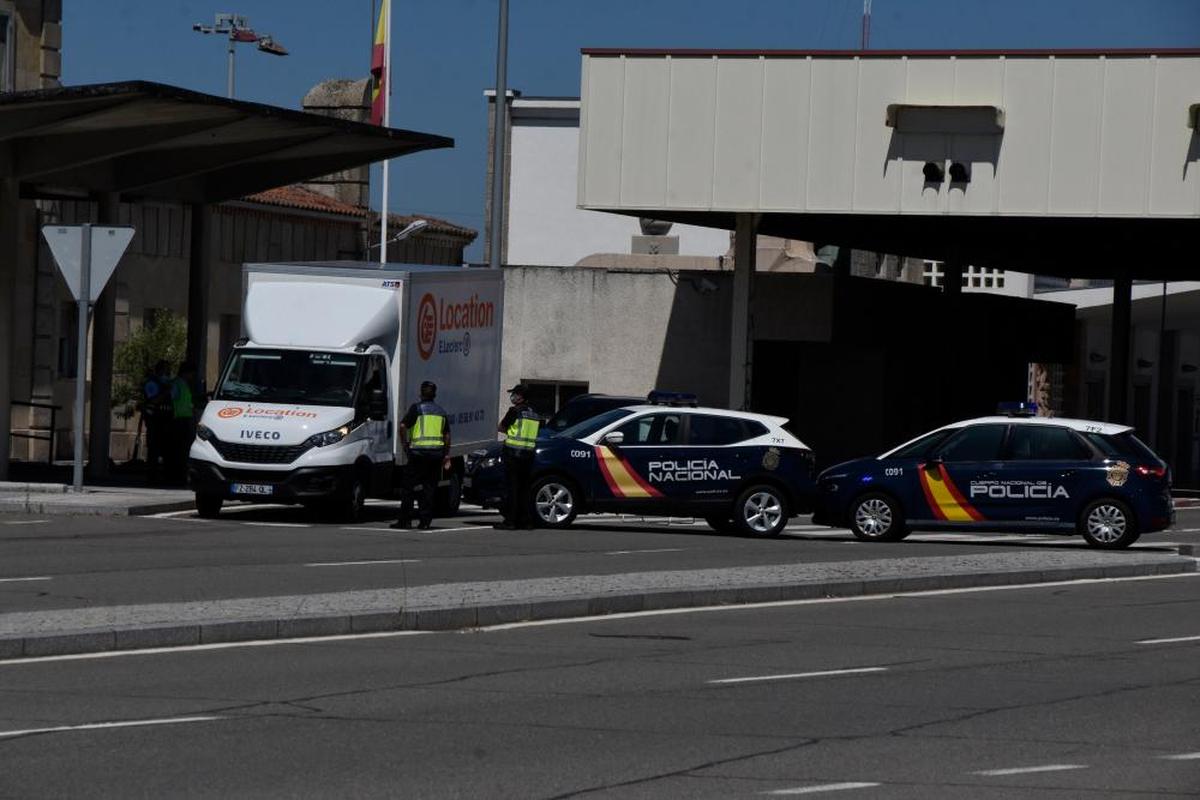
141, 360, 172, 484
392, 381, 451, 530
169, 361, 198, 484
496, 384, 541, 530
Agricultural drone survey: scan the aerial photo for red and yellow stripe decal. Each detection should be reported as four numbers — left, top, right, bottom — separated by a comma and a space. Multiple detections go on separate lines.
595, 446, 663, 499
918, 463, 984, 522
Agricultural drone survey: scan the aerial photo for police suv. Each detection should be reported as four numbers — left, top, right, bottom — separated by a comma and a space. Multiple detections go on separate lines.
524, 399, 814, 536
813, 404, 1172, 549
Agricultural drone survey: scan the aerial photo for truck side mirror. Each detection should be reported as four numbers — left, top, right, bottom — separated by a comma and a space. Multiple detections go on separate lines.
603, 431, 624, 446
367, 389, 387, 421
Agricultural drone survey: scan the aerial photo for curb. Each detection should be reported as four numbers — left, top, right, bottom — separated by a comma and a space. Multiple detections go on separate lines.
0, 498, 195, 516
1, 557, 1194, 660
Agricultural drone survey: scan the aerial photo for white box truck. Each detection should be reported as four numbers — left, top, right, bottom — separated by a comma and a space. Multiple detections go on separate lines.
187, 262, 504, 520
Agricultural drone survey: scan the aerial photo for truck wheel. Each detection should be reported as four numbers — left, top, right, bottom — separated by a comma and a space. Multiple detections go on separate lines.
435, 471, 462, 515
195, 493, 222, 519
849, 493, 908, 542
339, 475, 367, 524
1080, 498, 1140, 549
732, 485, 789, 537
531, 476, 578, 528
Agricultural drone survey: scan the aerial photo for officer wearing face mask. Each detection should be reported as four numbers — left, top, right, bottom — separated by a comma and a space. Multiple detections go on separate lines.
495, 384, 541, 529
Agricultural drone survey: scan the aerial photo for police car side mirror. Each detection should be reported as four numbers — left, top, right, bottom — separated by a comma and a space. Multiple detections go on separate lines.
925, 454, 944, 468
603, 431, 625, 446
367, 390, 387, 421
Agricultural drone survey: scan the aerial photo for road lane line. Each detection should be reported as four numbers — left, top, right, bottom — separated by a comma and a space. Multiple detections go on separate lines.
243, 521, 310, 528
605, 548, 685, 555
1158, 752, 1200, 760
0, 715, 223, 738
709, 666, 887, 685
0, 576, 51, 584
3, 520, 49, 525
765, 782, 881, 795
1136, 634, 1200, 645
304, 558, 421, 567
0, 629, 433, 666
973, 764, 1086, 776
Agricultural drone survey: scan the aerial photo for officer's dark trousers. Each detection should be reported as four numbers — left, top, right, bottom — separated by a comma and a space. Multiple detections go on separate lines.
501, 451, 534, 527
145, 418, 170, 484
399, 453, 442, 526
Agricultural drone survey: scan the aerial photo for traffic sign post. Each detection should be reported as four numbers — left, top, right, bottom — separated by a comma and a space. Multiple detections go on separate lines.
40, 224, 135, 491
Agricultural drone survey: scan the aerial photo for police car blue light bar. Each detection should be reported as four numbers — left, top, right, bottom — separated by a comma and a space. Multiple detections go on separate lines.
647, 390, 698, 407
997, 401, 1038, 417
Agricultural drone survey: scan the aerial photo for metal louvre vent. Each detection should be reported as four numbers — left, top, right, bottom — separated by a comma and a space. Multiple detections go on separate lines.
210, 438, 312, 465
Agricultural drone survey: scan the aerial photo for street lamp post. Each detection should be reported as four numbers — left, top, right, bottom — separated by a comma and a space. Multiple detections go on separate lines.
192, 13, 288, 99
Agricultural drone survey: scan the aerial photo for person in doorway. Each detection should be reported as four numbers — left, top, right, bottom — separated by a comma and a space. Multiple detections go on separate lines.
495, 384, 542, 530
392, 381, 451, 530
140, 360, 172, 484
168, 361, 198, 484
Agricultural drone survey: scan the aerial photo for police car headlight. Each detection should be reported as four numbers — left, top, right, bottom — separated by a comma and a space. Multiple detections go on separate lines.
195, 424, 213, 442
308, 425, 351, 447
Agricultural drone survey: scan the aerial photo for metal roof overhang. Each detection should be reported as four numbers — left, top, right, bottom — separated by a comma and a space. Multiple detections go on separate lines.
0, 81, 453, 204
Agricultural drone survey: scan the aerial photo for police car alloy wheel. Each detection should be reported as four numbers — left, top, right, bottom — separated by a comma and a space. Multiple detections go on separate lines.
849, 493, 909, 542
1080, 498, 1140, 549
734, 485, 788, 537
532, 477, 578, 528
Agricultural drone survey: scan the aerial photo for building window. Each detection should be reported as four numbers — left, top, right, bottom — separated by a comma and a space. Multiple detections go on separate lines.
521, 380, 588, 415
922, 260, 1006, 290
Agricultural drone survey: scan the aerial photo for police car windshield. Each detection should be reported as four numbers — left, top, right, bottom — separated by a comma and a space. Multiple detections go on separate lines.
557, 407, 635, 440
215, 349, 365, 407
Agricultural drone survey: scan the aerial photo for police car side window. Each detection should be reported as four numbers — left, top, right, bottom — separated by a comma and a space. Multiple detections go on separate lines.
688, 415, 761, 446
1007, 426, 1090, 460
936, 424, 1007, 462
616, 413, 683, 446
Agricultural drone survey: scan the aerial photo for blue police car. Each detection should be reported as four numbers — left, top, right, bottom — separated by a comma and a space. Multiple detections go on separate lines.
523, 402, 814, 536
812, 404, 1172, 549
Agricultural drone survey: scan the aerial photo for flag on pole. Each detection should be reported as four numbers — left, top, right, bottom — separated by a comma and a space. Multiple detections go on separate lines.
370, 0, 389, 125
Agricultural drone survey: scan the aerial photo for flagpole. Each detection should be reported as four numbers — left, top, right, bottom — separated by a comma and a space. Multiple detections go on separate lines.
378, 0, 391, 264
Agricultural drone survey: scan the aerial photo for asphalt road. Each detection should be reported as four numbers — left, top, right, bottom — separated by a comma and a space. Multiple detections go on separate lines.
1, 574, 1197, 798
1, 504, 1198, 614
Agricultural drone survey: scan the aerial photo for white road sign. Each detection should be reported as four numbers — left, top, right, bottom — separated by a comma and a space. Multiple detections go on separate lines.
42, 225, 135, 303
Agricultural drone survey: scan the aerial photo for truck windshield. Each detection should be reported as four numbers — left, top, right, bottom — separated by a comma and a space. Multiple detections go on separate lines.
215, 349, 365, 407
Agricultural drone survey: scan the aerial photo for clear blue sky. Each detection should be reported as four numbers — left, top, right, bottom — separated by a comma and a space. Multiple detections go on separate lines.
64, 1, 1200, 262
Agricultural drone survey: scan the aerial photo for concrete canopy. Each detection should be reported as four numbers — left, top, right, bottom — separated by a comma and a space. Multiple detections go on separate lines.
0, 81, 452, 203
577, 48, 1200, 281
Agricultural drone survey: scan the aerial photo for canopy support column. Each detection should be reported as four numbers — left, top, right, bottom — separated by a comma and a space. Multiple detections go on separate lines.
0, 175, 17, 480
186, 203, 211, 383
86, 193, 121, 479
942, 260, 963, 296
1108, 272, 1133, 424
729, 213, 759, 410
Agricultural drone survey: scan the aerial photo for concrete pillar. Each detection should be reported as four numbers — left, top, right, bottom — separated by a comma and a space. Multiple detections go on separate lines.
186, 203, 211, 381
86, 193, 121, 478
0, 175, 17, 480
729, 213, 759, 410
942, 260, 963, 296
1108, 273, 1133, 424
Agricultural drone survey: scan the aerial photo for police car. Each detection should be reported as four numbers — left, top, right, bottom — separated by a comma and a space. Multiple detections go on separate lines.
812, 403, 1172, 549
524, 398, 814, 536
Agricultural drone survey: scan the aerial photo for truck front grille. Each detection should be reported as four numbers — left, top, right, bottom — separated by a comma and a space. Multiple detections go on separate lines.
210, 438, 313, 465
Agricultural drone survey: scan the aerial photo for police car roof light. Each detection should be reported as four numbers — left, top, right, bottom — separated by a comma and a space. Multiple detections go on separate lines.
997, 401, 1038, 417
647, 390, 698, 407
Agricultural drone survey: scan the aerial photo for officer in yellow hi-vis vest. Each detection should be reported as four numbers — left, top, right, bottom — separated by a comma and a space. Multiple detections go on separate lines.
495, 383, 542, 529
392, 381, 451, 529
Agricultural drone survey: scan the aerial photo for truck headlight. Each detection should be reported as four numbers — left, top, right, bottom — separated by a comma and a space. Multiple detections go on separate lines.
196, 424, 213, 442
308, 425, 351, 447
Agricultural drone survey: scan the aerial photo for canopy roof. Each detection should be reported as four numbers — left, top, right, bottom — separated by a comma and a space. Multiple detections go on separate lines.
0, 81, 452, 204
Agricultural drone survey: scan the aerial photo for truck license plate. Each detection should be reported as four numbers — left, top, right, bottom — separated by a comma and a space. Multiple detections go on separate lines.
231, 483, 273, 496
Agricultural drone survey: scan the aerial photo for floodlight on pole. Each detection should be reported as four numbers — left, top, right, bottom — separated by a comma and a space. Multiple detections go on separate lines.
192, 13, 288, 98
368, 218, 429, 258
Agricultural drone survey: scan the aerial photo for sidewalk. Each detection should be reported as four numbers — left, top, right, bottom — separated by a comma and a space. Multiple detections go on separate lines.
0, 482, 194, 516
1, 547, 1193, 659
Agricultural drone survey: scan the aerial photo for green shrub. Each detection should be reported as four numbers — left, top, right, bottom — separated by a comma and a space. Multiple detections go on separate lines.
112, 312, 187, 418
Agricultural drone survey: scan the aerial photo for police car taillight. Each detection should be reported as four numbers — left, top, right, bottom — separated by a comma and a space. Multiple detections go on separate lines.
997, 401, 1037, 417
1135, 464, 1167, 478
647, 390, 698, 407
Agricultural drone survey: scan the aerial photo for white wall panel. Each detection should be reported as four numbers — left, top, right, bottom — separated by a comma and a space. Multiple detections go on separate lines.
1098, 58, 1154, 215
618, 58, 670, 207
997, 59, 1053, 214
758, 57, 809, 210
665, 57, 717, 208
854, 58, 905, 212
806, 58, 857, 211
1048, 58, 1103, 214
1148, 58, 1200, 216
579, 56, 625, 208
711, 57, 764, 209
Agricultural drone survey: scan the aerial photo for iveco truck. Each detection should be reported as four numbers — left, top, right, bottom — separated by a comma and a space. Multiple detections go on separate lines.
187, 262, 503, 520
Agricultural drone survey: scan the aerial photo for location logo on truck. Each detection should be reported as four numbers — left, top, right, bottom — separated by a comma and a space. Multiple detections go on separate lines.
217, 407, 244, 419
416, 291, 495, 361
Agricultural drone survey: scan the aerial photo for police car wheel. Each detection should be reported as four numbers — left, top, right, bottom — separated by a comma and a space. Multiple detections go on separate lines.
733, 485, 788, 537
1080, 499, 1140, 549
849, 493, 907, 542
531, 477, 578, 528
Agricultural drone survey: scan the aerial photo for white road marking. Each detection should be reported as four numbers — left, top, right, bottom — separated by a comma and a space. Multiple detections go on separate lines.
0, 629, 432, 666
605, 548, 684, 556
148, 509, 201, 519
709, 666, 887, 685
3, 519, 50, 525
1172, 527, 1200, 532
0, 715, 223, 738
304, 558, 420, 567
243, 521, 310, 529
765, 782, 881, 795
973, 764, 1086, 776
0, 576, 51, 584
1136, 634, 1200, 645
1158, 752, 1200, 760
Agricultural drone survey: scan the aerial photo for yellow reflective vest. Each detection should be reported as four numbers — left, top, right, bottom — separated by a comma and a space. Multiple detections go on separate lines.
504, 407, 541, 451
410, 401, 448, 452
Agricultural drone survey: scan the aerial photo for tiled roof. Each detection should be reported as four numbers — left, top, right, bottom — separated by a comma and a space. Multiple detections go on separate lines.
380, 212, 478, 242
242, 185, 368, 218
